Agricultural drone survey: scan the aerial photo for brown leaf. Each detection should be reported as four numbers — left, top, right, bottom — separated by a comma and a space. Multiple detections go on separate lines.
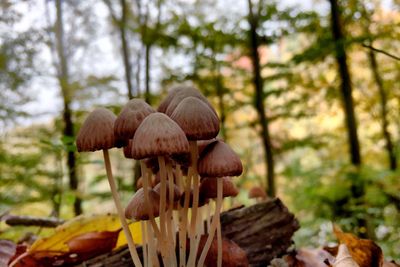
0, 240, 16, 267
383, 261, 400, 267
332, 224, 383, 267
282, 248, 334, 267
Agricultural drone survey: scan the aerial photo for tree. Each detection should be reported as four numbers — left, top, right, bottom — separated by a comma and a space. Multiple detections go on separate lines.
328, 0, 362, 167
247, 0, 276, 197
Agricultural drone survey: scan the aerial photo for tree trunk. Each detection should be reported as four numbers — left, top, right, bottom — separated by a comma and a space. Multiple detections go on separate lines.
118, 0, 134, 99
55, 0, 82, 215
247, 0, 275, 197
144, 43, 151, 104
328, 0, 362, 166
368, 47, 397, 170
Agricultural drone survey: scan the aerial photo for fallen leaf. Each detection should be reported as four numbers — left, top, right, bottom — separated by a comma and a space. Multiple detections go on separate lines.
332, 224, 383, 267
383, 261, 400, 267
0, 240, 16, 267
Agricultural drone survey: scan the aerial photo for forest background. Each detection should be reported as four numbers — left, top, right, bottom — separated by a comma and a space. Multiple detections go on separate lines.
0, 0, 399, 259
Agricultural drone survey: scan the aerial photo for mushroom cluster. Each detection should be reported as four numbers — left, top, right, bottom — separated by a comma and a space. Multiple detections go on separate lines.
76, 85, 248, 267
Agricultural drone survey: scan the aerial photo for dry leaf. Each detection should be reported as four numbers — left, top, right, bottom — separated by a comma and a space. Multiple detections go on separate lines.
333, 244, 359, 267
0, 240, 16, 267
332, 224, 383, 267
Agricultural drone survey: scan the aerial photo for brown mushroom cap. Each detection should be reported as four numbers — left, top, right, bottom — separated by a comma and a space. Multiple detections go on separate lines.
179, 189, 209, 208
198, 138, 218, 155
196, 235, 249, 267
198, 141, 243, 177
153, 182, 182, 202
123, 139, 134, 158
248, 186, 267, 199
76, 108, 122, 152
157, 85, 188, 113
170, 97, 220, 141
200, 177, 239, 199
125, 188, 162, 221
131, 113, 190, 159
164, 86, 216, 117
114, 99, 155, 141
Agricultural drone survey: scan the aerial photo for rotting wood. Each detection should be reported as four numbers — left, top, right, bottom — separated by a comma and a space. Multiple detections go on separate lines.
75, 198, 299, 267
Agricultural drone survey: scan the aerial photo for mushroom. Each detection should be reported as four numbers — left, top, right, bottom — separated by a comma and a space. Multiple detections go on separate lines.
170, 96, 220, 267
197, 140, 243, 267
125, 188, 163, 267
76, 108, 142, 267
248, 185, 267, 202
132, 112, 189, 266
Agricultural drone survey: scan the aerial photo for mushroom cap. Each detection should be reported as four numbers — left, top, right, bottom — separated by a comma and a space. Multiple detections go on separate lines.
76, 108, 122, 152
125, 188, 162, 221
179, 189, 209, 208
114, 99, 155, 141
200, 177, 239, 199
153, 182, 182, 202
164, 86, 216, 117
248, 186, 267, 199
196, 235, 249, 267
170, 97, 220, 141
131, 113, 190, 159
198, 141, 243, 177
157, 85, 188, 113
198, 138, 218, 155
123, 139, 134, 159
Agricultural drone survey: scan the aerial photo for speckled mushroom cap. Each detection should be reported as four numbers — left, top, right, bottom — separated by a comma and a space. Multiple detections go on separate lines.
114, 99, 155, 141
153, 182, 182, 202
170, 97, 220, 141
131, 113, 189, 159
76, 108, 121, 152
200, 177, 239, 199
198, 141, 243, 177
125, 188, 162, 221
164, 86, 216, 117
248, 186, 267, 199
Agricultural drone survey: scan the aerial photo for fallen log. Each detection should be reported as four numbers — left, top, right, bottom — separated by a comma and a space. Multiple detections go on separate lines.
75, 198, 299, 267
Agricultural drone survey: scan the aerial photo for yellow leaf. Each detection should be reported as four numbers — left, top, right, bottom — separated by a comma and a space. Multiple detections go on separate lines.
29, 214, 142, 254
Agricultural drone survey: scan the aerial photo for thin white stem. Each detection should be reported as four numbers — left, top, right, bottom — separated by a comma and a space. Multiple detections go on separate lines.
166, 162, 178, 267
217, 205, 222, 267
197, 179, 223, 267
141, 221, 148, 267
103, 150, 142, 267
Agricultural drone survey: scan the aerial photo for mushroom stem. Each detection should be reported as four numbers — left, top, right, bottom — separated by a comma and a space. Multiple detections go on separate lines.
206, 203, 211, 233
103, 150, 142, 267
176, 165, 187, 267
157, 156, 171, 265
197, 178, 223, 267
146, 220, 159, 267
140, 161, 167, 266
181, 170, 192, 267
141, 220, 148, 267
166, 161, 178, 267
187, 141, 200, 266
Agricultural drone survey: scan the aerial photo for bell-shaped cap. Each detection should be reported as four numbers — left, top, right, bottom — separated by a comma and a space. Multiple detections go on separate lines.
180, 189, 209, 208
114, 99, 155, 141
198, 138, 218, 155
76, 108, 122, 152
248, 186, 267, 199
171, 97, 219, 140
200, 177, 238, 199
198, 141, 243, 177
196, 235, 249, 267
164, 86, 216, 117
123, 139, 134, 158
125, 188, 162, 221
131, 113, 189, 159
157, 85, 188, 113
153, 182, 182, 202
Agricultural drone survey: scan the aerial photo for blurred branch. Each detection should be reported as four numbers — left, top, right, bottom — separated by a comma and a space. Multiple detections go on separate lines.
362, 43, 400, 61
4, 215, 64, 228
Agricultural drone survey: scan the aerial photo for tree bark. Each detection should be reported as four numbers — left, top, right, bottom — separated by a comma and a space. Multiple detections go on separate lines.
247, 0, 276, 197
119, 0, 134, 99
367, 47, 397, 170
328, 0, 362, 166
55, 0, 82, 215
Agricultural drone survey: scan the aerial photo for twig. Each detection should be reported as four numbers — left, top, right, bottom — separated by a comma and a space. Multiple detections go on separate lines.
4, 215, 64, 228
362, 43, 400, 61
